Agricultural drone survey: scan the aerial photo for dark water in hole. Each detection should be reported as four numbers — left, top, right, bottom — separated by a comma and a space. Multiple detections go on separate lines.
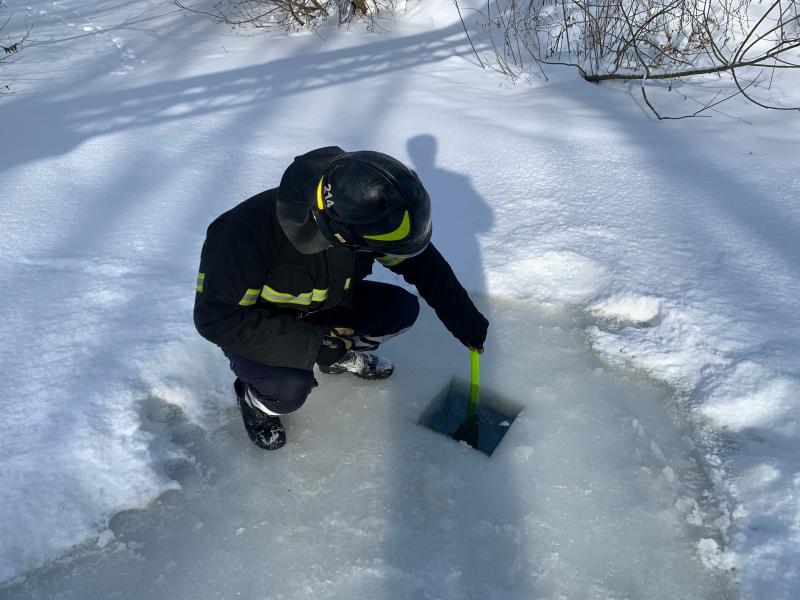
419, 378, 522, 455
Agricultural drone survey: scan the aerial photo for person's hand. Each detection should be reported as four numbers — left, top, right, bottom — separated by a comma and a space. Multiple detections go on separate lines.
460, 315, 488, 354
316, 327, 354, 367
330, 327, 354, 349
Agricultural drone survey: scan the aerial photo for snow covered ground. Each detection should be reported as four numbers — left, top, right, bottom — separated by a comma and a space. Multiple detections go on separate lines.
1, 0, 798, 597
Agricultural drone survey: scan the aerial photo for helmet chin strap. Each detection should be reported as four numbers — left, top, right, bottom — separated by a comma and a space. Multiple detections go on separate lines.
311, 207, 362, 251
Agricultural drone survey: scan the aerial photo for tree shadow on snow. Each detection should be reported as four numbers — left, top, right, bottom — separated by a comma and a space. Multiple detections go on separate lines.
0, 21, 486, 175
372, 143, 529, 598
588, 83, 800, 297
379, 300, 533, 599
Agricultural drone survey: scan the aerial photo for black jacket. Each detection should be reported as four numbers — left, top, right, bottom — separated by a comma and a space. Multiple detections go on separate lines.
194, 155, 488, 370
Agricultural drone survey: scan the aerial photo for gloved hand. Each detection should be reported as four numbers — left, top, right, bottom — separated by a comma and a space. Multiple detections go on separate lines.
459, 314, 489, 354
316, 327, 354, 367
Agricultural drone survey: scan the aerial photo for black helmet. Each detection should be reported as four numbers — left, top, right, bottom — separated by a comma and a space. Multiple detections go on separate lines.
311, 151, 432, 256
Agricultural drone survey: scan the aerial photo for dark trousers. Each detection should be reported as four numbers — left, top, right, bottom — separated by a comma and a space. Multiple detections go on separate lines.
226, 281, 419, 415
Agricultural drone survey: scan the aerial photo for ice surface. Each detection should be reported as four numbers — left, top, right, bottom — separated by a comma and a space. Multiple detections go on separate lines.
2, 302, 734, 600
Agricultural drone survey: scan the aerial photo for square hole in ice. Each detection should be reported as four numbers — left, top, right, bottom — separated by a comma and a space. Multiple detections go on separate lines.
419, 378, 522, 456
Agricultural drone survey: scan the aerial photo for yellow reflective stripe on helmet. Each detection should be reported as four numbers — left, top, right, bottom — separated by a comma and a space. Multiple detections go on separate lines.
376, 255, 406, 267
316, 177, 324, 210
238, 288, 260, 306
363, 210, 410, 242
260, 284, 328, 306
196, 272, 205, 292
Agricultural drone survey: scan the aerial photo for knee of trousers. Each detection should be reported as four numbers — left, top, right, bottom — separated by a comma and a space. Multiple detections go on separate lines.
250, 370, 316, 415
226, 351, 317, 415
395, 288, 421, 331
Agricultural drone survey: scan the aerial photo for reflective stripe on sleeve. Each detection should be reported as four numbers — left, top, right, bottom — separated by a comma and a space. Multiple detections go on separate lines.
260, 284, 328, 306
344, 277, 351, 290
238, 288, 261, 306
196, 272, 205, 292
376, 255, 406, 267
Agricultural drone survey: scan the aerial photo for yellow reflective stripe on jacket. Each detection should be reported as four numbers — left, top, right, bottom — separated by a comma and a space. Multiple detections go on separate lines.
376, 255, 406, 267
196, 272, 205, 292
344, 277, 351, 290
238, 288, 260, 306
260, 284, 328, 306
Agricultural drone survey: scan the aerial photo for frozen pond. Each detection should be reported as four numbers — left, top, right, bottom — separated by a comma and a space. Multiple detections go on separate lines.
3, 299, 735, 599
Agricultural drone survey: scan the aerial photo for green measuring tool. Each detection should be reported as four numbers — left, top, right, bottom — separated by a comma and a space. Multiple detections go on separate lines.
465, 349, 480, 420
453, 349, 481, 447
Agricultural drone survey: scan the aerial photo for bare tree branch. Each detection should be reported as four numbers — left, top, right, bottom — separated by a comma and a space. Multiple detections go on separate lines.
1, 1, 29, 95
475, 0, 800, 116
454, 0, 486, 69
174, 0, 393, 31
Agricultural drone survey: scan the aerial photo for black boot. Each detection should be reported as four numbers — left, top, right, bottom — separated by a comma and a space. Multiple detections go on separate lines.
234, 379, 286, 450
318, 351, 394, 380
